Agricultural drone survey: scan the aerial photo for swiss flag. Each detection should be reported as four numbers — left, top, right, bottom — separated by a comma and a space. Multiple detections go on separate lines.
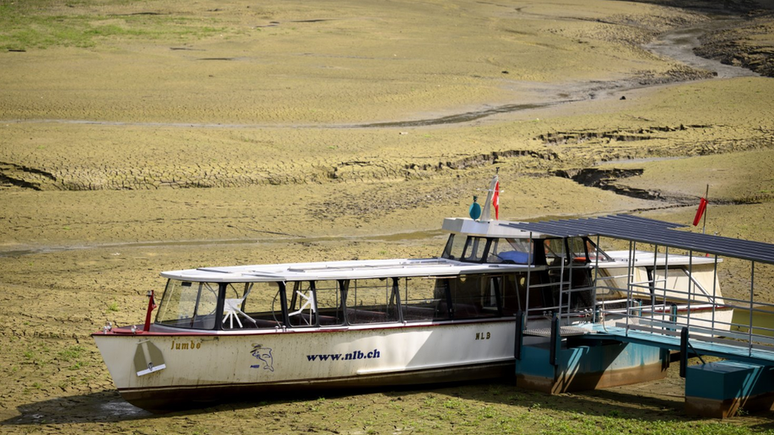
492, 181, 500, 220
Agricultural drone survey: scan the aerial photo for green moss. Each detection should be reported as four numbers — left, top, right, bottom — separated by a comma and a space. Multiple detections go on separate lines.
0, 2, 234, 50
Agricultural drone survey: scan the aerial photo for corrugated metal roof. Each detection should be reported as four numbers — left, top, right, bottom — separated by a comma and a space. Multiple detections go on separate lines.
501, 214, 774, 265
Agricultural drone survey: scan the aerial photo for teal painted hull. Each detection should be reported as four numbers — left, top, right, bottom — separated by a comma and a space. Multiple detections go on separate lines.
515, 339, 669, 394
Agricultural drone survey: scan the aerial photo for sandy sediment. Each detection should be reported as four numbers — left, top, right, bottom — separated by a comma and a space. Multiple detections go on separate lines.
1, 75, 772, 193
1, 0, 774, 432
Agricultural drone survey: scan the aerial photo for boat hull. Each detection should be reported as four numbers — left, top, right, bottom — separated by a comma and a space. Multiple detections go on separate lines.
119, 361, 514, 411
94, 319, 516, 411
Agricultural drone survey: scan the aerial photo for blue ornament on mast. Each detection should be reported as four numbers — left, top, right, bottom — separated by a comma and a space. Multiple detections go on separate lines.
469, 196, 482, 220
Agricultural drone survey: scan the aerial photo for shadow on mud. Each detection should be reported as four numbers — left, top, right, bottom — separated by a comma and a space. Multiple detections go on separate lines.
7, 379, 774, 427
2, 391, 152, 426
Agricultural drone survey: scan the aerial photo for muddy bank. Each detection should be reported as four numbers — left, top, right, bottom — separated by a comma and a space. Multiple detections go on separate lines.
643, 0, 774, 77
695, 15, 774, 77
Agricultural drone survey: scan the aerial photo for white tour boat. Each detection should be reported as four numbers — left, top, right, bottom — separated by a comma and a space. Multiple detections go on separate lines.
93, 178, 732, 411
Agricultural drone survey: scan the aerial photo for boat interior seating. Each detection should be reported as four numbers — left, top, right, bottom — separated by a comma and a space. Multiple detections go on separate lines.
401, 305, 437, 321
288, 312, 340, 326
347, 308, 394, 324
222, 298, 255, 329
496, 250, 532, 264
249, 318, 282, 328
435, 301, 495, 319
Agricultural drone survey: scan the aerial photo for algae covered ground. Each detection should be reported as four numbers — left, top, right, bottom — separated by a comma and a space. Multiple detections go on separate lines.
1, 0, 774, 433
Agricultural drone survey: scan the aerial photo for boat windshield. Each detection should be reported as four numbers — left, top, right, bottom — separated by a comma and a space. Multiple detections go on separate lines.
442, 234, 490, 262
156, 279, 286, 330
442, 234, 533, 264
156, 280, 219, 329
488, 238, 532, 264
544, 237, 613, 264
441, 234, 466, 260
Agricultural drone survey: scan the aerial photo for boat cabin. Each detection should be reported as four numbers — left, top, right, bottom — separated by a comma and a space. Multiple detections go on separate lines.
154, 219, 605, 332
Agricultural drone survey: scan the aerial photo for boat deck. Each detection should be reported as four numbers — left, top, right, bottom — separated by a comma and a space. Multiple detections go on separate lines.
581, 322, 774, 367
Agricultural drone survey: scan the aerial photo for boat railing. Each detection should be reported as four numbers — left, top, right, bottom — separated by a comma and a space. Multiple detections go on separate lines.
587, 238, 774, 362
507, 218, 774, 366
514, 234, 774, 361
522, 277, 597, 324
601, 301, 774, 366
595, 273, 630, 281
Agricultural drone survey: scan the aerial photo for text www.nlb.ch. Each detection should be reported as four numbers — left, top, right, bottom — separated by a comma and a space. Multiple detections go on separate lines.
306, 349, 381, 361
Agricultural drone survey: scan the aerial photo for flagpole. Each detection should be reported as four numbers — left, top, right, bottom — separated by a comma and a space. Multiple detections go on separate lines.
702, 184, 709, 235
480, 168, 499, 221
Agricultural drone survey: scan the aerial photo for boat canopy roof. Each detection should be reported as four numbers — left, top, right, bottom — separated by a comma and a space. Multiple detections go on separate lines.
503, 214, 774, 265
162, 213, 755, 282
160, 258, 531, 283
442, 217, 548, 238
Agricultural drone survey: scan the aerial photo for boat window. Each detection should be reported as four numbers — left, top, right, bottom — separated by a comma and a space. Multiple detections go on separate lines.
543, 237, 598, 265
225, 282, 283, 329
488, 238, 532, 264
314, 280, 345, 325
500, 273, 528, 316
156, 280, 219, 329
346, 278, 399, 324
567, 237, 588, 262
462, 237, 488, 262
543, 238, 566, 266
287, 282, 317, 327
444, 274, 499, 319
584, 238, 612, 262
487, 276, 502, 311
652, 267, 715, 304
399, 277, 447, 322
441, 234, 466, 260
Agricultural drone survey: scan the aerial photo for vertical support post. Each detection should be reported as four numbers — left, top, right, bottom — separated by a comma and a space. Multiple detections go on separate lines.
213, 283, 226, 329
680, 326, 689, 378
566, 237, 573, 313
669, 304, 678, 332
662, 246, 670, 313
749, 261, 755, 356
594, 305, 599, 324
702, 184, 709, 235
143, 290, 156, 332
549, 313, 560, 367
525, 232, 533, 329
557, 238, 567, 322
280, 281, 290, 327
625, 240, 634, 333
592, 235, 601, 322
711, 254, 719, 336
687, 250, 693, 330
514, 311, 524, 360
650, 243, 659, 325
339, 279, 349, 325
310, 281, 320, 327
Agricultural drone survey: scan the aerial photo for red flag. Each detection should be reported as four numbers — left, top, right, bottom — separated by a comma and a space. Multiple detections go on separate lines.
692, 197, 707, 226
492, 181, 500, 220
